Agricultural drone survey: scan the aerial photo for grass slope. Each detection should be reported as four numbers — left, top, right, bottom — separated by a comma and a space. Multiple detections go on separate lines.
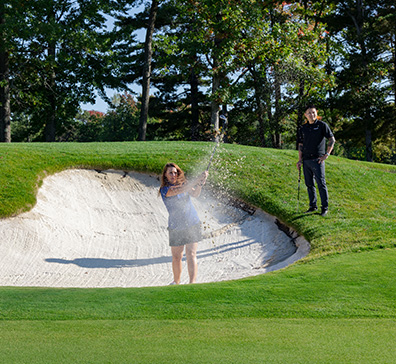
0, 141, 395, 363
1, 319, 396, 364
0, 249, 395, 320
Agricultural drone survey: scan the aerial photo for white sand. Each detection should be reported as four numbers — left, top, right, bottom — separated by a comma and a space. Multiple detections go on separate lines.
0, 169, 309, 288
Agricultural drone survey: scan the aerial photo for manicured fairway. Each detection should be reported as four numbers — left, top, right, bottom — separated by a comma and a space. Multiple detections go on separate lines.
0, 249, 395, 363
1, 318, 396, 364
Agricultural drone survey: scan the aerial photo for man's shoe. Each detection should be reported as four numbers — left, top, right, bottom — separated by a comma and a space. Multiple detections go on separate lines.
304, 206, 318, 213
321, 208, 328, 217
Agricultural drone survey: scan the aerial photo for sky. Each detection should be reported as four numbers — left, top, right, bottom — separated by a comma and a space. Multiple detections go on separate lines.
81, 89, 117, 114
81, 86, 141, 114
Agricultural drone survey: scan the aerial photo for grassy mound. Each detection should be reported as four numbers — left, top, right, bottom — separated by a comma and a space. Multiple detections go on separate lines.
1, 141, 395, 258
0, 141, 395, 363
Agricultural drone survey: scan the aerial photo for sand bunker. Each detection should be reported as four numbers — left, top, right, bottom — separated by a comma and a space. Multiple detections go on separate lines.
0, 169, 309, 288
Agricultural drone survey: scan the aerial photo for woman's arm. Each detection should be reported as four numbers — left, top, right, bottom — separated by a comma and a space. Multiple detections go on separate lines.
165, 171, 208, 197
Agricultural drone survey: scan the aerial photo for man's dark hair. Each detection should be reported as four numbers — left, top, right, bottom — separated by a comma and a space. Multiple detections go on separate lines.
304, 104, 317, 112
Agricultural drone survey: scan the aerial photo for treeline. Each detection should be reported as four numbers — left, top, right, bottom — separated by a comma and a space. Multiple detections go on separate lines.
1, 1, 395, 163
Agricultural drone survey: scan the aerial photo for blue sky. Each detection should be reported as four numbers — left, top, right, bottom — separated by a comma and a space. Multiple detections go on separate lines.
81, 90, 117, 114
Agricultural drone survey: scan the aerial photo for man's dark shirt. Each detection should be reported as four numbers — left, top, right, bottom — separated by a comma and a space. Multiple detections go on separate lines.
297, 120, 334, 160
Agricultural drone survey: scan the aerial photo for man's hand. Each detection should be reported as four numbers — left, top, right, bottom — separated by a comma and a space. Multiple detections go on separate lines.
318, 154, 329, 164
296, 160, 302, 170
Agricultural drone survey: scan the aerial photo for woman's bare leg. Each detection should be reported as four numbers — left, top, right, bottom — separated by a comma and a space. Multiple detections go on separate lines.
185, 242, 198, 284
171, 245, 184, 284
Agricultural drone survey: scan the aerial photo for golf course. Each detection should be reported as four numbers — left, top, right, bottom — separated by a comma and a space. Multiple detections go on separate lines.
0, 141, 395, 363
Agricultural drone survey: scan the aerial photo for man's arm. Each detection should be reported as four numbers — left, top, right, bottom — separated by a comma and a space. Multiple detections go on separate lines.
318, 136, 336, 163
326, 136, 335, 155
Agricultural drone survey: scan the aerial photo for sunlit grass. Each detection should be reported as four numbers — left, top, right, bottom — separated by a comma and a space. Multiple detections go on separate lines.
1, 318, 396, 364
0, 141, 395, 363
1, 141, 395, 256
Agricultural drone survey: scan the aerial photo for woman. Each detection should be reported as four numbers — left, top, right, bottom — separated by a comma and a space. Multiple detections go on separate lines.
159, 163, 208, 285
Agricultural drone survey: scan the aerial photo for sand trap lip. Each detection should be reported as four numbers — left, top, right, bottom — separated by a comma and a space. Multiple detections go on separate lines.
0, 169, 310, 288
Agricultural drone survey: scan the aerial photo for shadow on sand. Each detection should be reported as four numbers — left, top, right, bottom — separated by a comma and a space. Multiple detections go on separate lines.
44, 239, 258, 269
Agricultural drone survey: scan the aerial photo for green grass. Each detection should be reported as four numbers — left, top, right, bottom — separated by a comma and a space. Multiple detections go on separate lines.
1, 318, 396, 364
0, 141, 396, 363
0, 249, 395, 320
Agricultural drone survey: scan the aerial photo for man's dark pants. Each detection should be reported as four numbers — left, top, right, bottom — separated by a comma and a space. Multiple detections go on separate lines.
303, 158, 329, 210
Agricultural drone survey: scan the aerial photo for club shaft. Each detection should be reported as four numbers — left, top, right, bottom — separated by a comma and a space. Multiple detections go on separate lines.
206, 143, 218, 171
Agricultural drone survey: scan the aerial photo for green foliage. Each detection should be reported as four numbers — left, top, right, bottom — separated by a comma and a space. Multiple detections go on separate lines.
325, 0, 395, 161
101, 93, 140, 141
10, 112, 42, 142
5, 0, 124, 141
72, 110, 106, 142
2, 0, 396, 165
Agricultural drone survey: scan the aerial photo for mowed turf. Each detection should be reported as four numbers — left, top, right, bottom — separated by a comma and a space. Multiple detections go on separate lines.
1, 249, 395, 321
1, 318, 396, 364
0, 142, 395, 363
0, 249, 395, 363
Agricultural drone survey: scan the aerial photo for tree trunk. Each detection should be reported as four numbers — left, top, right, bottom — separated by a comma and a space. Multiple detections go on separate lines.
273, 69, 281, 148
189, 68, 199, 141
266, 90, 273, 142
349, 1, 375, 161
45, 60, 56, 141
365, 127, 373, 162
296, 80, 305, 149
45, 8, 57, 142
138, 0, 158, 141
253, 79, 266, 147
393, 31, 396, 106
247, 63, 267, 147
221, 104, 228, 143
0, 50, 11, 143
0, 5, 11, 143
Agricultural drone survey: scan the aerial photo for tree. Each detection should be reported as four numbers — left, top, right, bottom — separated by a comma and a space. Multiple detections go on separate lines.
326, 0, 393, 161
138, 0, 159, 141
148, 0, 210, 141
184, 0, 250, 140
10, 0, 124, 142
221, 1, 331, 148
73, 110, 106, 142
0, 2, 11, 142
102, 93, 140, 141
0, 0, 24, 142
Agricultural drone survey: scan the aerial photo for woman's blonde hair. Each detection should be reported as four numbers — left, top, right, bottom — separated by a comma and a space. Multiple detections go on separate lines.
160, 163, 186, 190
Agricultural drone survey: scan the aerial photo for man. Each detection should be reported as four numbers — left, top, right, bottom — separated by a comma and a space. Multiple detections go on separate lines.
296, 105, 335, 217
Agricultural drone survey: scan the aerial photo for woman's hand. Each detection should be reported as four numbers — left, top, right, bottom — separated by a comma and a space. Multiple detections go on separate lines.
198, 171, 209, 186
189, 171, 208, 197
